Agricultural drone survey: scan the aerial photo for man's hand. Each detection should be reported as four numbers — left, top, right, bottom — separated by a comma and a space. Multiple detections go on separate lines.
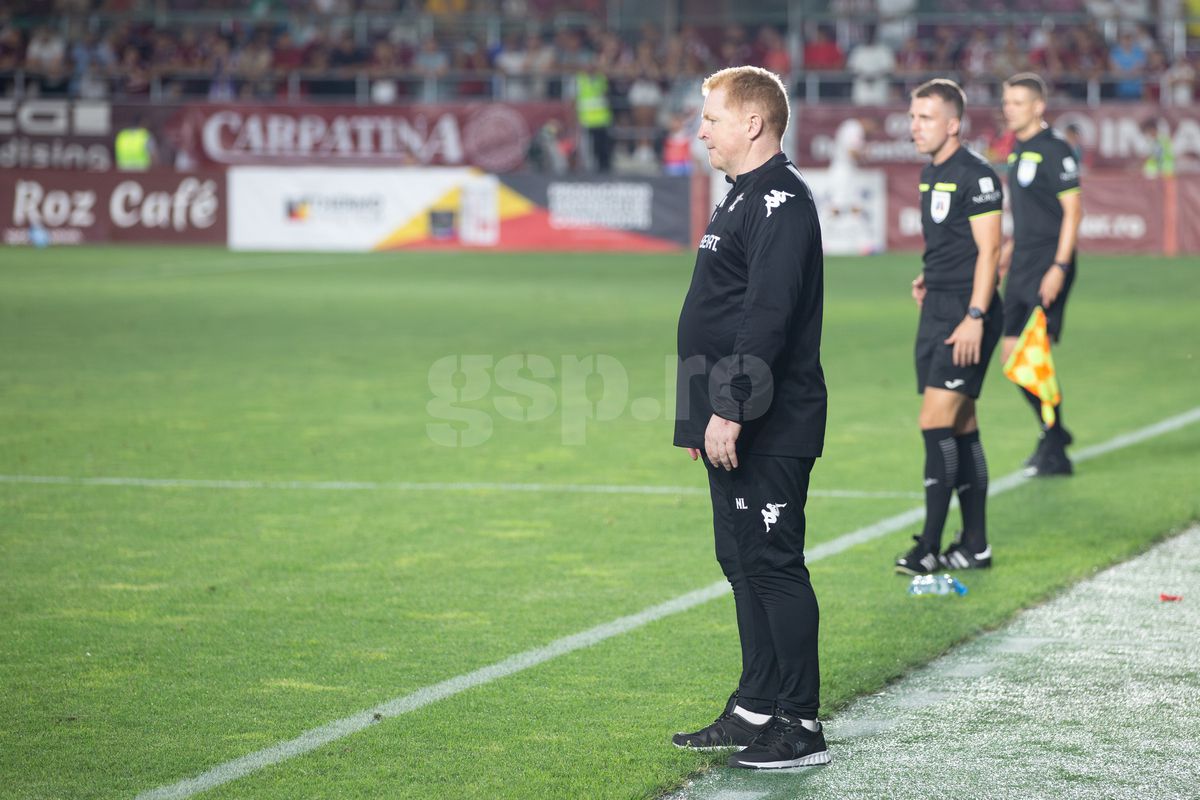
704, 414, 742, 471
1039, 264, 1066, 307
944, 316, 984, 367
911, 273, 927, 308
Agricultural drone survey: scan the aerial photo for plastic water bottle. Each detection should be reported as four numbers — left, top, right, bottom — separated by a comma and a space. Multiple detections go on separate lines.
907, 573, 968, 597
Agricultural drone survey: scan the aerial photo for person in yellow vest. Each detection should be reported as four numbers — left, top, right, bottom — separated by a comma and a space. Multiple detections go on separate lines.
114, 117, 156, 171
576, 64, 613, 173
1141, 118, 1175, 179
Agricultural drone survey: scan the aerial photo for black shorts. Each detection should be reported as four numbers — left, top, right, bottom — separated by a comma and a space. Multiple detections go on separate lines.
706, 453, 813, 578
914, 289, 1003, 399
1003, 248, 1076, 341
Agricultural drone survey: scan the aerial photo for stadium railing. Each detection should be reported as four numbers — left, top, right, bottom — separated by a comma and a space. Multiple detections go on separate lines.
1, 66, 1188, 108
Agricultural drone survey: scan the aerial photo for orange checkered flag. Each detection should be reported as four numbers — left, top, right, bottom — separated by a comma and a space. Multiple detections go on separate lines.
1003, 306, 1061, 426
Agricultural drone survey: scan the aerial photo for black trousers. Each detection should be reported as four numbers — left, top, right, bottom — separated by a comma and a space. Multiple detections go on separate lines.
586, 126, 613, 172
706, 453, 820, 718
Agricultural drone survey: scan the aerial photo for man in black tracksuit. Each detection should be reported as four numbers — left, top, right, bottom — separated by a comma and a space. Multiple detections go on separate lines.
895, 79, 1004, 576
670, 66, 830, 771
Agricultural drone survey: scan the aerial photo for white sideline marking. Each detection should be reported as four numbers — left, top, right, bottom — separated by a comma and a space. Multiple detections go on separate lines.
133, 406, 1200, 800
0, 474, 920, 500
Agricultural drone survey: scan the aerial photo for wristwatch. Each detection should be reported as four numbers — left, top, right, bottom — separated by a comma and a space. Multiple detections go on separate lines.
967, 306, 985, 320
1052, 261, 1071, 274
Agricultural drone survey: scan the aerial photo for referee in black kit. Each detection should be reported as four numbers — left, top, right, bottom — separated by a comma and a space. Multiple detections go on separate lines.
670, 66, 830, 770
895, 79, 1004, 576
999, 73, 1083, 476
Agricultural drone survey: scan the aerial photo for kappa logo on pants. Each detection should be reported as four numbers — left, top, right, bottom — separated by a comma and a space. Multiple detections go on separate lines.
761, 502, 788, 532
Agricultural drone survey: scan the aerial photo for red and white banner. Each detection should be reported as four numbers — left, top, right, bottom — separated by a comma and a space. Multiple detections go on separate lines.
6, 99, 1197, 174
1, 100, 576, 173
792, 105, 1200, 172
1073, 173, 1165, 253
884, 165, 925, 253
883, 165, 1178, 254
0, 169, 226, 245
1175, 176, 1200, 255
170, 102, 574, 173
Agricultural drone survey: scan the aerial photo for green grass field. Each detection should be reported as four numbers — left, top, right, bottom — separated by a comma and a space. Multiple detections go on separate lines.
1, 247, 1197, 799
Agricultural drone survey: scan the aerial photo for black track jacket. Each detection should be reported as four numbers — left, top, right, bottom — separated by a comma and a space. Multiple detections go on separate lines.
674, 152, 827, 458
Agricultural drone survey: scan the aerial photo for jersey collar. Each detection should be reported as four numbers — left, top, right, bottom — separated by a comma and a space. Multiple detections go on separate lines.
931, 145, 968, 172
1016, 124, 1050, 146
726, 151, 789, 187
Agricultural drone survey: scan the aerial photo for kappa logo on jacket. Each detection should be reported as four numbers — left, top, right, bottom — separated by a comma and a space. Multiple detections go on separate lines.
763, 189, 795, 218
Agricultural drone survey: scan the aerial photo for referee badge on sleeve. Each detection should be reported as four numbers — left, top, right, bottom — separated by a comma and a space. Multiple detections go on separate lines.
931, 190, 951, 223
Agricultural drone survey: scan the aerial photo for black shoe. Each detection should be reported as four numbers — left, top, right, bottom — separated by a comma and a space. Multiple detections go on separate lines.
672, 692, 770, 751
940, 541, 992, 570
1024, 427, 1073, 467
1022, 435, 1044, 468
727, 714, 831, 769
895, 538, 939, 575
1025, 443, 1073, 477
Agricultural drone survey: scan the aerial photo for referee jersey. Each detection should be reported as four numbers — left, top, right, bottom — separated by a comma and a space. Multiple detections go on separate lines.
919, 145, 1004, 292
1007, 127, 1081, 257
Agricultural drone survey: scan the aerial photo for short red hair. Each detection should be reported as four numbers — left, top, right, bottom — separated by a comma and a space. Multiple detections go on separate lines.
702, 66, 790, 140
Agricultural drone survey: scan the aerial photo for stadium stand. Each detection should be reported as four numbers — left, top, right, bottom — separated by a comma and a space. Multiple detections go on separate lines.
0, 0, 1195, 172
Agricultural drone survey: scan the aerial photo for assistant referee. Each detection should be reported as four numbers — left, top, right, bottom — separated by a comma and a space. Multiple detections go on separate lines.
671, 65, 830, 771
999, 72, 1083, 476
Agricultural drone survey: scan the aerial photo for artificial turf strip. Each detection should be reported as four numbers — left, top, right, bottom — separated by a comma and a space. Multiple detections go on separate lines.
673, 525, 1200, 800
0, 248, 1197, 799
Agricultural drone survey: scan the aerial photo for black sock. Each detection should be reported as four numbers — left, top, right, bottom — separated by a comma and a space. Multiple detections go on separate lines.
1047, 400, 1068, 444
955, 431, 988, 551
1021, 387, 1070, 445
919, 427, 957, 553
1020, 387, 1044, 425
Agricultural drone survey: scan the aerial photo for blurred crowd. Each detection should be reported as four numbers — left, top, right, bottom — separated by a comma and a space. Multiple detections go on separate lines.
3, 0, 1196, 102
2, 0, 1196, 171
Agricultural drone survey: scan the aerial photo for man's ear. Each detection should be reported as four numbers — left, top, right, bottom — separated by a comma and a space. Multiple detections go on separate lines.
947, 116, 961, 138
747, 112, 764, 140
